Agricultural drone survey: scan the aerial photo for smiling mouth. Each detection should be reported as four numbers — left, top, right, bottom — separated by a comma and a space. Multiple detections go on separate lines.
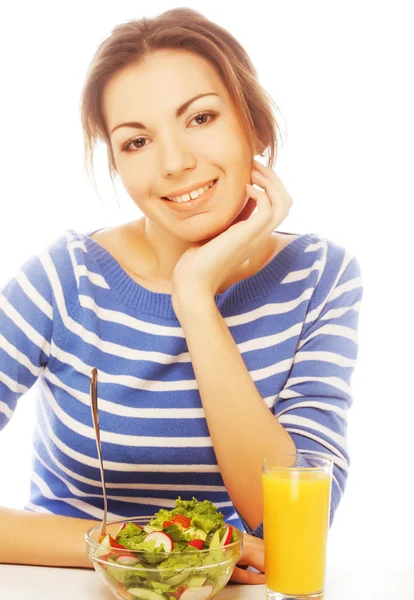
160, 178, 219, 213
161, 179, 218, 203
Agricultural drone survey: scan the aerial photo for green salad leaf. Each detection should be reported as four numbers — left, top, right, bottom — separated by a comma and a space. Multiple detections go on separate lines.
157, 551, 203, 578
146, 508, 172, 531
148, 497, 225, 534
162, 523, 191, 551
116, 523, 147, 548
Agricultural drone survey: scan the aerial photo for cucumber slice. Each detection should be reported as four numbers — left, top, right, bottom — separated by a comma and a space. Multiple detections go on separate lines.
127, 588, 166, 600
163, 571, 190, 586
187, 576, 207, 587
186, 527, 206, 541
94, 534, 111, 558
208, 530, 222, 549
193, 529, 207, 542
180, 586, 213, 600
204, 526, 221, 549
150, 581, 171, 592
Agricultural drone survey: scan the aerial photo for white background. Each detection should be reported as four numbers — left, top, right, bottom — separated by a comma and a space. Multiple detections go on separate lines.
0, 0, 413, 566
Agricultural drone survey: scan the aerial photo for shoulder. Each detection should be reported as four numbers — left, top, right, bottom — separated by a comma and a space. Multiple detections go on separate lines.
277, 232, 362, 313
296, 233, 363, 316
33, 229, 88, 275
1, 231, 77, 293
294, 232, 361, 277
26, 229, 93, 302
0, 230, 90, 323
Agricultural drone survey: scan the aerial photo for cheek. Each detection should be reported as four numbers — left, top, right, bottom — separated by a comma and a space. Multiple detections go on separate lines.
210, 129, 246, 161
119, 166, 152, 201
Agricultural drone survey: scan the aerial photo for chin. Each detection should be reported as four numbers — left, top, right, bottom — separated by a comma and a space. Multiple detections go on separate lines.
178, 216, 237, 244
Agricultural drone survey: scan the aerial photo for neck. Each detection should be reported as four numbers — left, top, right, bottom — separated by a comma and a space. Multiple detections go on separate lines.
129, 218, 279, 293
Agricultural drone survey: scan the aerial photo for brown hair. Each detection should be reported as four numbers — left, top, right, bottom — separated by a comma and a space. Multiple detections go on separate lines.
79, 7, 285, 195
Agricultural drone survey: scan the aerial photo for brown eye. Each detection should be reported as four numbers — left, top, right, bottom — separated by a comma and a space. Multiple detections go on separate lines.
122, 110, 218, 153
124, 137, 147, 152
190, 111, 218, 127
194, 113, 209, 125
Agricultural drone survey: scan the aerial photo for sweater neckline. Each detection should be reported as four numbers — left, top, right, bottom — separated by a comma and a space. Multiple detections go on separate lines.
81, 230, 317, 319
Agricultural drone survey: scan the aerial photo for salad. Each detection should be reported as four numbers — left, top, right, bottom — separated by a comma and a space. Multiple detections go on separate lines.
91, 498, 242, 600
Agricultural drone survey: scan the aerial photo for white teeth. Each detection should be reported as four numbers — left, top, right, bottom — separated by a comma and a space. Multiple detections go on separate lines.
167, 180, 216, 203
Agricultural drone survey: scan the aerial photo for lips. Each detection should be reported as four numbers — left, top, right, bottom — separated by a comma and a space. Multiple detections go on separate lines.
161, 179, 217, 202
162, 178, 219, 212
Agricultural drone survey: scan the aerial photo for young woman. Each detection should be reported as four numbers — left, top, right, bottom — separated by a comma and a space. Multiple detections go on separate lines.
0, 8, 363, 583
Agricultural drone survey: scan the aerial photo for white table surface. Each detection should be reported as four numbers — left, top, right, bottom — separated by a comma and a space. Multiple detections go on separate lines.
1, 559, 413, 600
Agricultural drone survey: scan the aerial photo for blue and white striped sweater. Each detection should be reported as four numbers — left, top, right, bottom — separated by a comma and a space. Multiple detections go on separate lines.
0, 229, 363, 536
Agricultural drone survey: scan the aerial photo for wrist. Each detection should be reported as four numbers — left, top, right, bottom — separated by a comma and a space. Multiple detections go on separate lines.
172, 285, 217, 322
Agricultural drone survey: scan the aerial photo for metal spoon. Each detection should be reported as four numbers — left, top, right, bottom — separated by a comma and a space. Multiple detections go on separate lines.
89, 367, 107, 538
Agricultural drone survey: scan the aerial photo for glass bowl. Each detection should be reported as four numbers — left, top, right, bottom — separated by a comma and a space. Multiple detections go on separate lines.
85, 516, 243, 600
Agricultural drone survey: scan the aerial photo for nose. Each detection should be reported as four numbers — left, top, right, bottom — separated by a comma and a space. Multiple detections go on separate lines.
158, 134, 196, 178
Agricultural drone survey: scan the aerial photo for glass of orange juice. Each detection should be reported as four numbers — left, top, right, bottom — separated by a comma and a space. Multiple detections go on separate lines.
262, 452, 333, 599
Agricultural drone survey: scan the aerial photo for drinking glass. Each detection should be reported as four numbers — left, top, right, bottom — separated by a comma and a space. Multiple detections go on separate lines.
262, 452, 333, 599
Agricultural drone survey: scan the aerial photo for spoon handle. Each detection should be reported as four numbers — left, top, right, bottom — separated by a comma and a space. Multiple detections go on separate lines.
90, 367, 107, 537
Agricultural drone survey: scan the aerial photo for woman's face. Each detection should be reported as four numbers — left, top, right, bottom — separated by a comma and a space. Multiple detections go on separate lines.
103, 49, 255, 243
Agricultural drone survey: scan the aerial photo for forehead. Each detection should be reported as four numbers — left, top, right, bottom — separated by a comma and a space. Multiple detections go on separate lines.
102, 50, 230, 128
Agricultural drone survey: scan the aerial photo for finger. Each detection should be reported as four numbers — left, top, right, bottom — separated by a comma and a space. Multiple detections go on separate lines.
231, 196, 257, 225
248, 179, 292, 231
252, 159, 279, 185
252, 164, 293, 207
237, 549, 265, 573
250, 171, 279, 207
245, 184, 274, 229
252, 158, 268, 172
224, 188, 270, 250
230, 567, 266, 585
251, 170, 291, 209
251, 169, 275, 191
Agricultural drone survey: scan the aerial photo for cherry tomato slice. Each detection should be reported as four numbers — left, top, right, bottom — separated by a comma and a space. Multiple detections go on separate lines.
172, 514, 191, 528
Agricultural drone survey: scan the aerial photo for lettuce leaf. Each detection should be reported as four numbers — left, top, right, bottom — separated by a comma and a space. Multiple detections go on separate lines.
148, 497, 225, 536
116, 523, 147, 547
147, 509, 172, 531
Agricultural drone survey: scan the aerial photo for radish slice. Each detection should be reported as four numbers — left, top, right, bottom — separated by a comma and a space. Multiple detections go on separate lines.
144, 531, 174, 551
142, 525, 154, 533
180, 586, 213, 600
116, 554, 140, 566
221, 525, 233, 545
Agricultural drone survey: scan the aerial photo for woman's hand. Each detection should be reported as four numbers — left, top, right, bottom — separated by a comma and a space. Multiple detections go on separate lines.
171, 159, 293, 307
230, 532, 265, 584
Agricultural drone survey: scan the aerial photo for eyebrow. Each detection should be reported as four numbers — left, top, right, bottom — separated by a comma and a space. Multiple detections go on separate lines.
110, 93, 219, 135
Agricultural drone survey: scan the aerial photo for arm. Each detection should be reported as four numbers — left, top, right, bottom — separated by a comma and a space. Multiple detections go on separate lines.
0, 506, 96, 567
0, 251, 54, 430
274, 251, 363, 526
0, 244, 96, 567
174, 248, 363, 536
170, 162, 294, 534
174, 297, 295, 533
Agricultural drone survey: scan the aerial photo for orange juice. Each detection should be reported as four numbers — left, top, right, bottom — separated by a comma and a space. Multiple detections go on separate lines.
263, 468, 331, 596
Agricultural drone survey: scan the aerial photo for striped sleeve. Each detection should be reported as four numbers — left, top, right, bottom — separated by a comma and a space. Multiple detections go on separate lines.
275, 249, 363, 527
239, 245, 363, 538
0, 252, 54, 430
